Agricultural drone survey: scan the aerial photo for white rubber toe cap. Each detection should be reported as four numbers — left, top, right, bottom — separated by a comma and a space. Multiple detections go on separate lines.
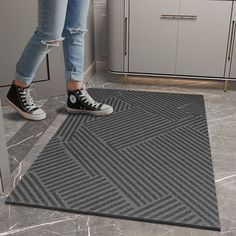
101, 104, 112, 110
100, 104, 113, 115
31, 108, 45, 115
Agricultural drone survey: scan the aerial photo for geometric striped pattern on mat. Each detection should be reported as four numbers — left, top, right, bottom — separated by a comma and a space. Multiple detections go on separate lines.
5, 88, 220, 231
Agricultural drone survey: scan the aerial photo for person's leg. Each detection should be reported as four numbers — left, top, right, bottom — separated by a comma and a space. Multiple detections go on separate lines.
6, 0, 68, 120
62, 0, 90, 91
15, 0, 68, 87
63, 0, 113, 116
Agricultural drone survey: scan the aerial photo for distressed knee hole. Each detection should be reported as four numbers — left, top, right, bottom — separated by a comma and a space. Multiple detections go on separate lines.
68, 28, 88, 34
46, 41, 60, 46
41, 39, 64, 47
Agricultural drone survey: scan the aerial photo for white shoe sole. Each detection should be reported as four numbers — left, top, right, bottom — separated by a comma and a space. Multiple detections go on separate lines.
5, 97, 46, 121
66, 106, 113, 116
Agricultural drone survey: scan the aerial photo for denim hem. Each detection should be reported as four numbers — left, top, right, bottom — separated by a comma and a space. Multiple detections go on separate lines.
64, 71, 84, 81
15, 72, 33, 85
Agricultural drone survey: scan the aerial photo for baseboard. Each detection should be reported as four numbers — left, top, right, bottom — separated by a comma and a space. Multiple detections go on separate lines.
95, 61, 108, 72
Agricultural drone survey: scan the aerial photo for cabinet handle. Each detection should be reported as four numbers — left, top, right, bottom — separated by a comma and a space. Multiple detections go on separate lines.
161, 14, 197, 20
228, 20, 236, 61
124, 17, 128, 56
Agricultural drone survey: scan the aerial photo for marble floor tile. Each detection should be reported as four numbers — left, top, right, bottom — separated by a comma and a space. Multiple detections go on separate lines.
1, 71, 236, 236
2, 110, 26, 144
2, 96, 66, 173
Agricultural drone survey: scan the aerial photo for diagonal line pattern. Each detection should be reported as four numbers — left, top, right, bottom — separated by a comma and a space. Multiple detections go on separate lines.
5, 88, 220, 231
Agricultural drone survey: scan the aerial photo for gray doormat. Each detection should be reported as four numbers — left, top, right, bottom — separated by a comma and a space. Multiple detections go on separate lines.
5, 88, 220, 231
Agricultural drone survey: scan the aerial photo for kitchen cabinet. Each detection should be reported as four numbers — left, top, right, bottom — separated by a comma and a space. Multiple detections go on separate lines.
107, 0, 126, 72
129, 0, 179, 75
176, 0, 231, 77
108, 0, 233, 81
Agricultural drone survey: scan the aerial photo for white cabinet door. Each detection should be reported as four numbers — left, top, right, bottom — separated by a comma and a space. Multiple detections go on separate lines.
129, 0, 179, 74
107, 0, 125, 72
0, 0, 48, 87
176, 0, 232, 77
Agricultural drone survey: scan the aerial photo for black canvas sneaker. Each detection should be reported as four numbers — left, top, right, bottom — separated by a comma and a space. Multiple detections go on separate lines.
5, 82, 46, 121
66, 84, 113, 116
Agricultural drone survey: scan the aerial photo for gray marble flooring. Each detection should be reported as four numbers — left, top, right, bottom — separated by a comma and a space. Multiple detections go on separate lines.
0, 71, 236, 235
3, 96, 66, 172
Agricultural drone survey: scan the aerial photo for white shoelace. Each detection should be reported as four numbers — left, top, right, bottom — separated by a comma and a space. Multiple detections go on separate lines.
75, 83, 101, 108
19, 87, 37, 111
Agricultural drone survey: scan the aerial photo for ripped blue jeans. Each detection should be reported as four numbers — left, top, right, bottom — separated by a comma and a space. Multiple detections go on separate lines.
15, 0, 90, 85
